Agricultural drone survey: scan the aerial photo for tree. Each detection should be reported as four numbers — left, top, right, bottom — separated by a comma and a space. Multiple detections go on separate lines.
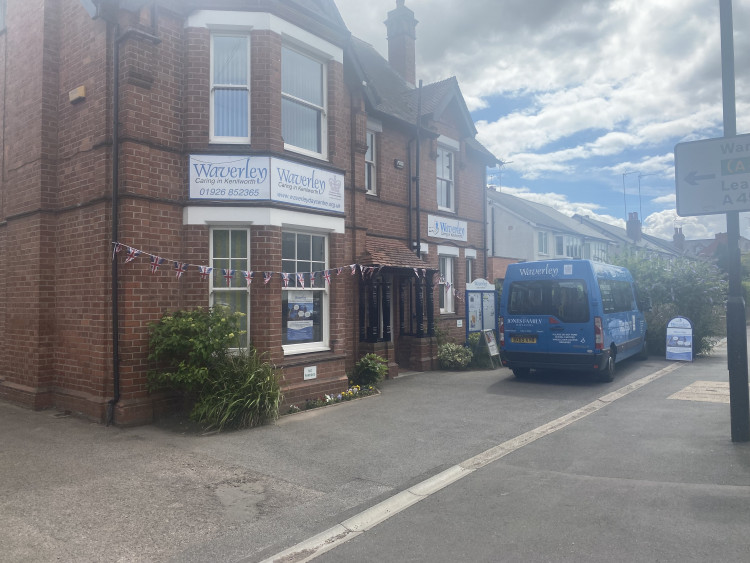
611, 253, 727, 356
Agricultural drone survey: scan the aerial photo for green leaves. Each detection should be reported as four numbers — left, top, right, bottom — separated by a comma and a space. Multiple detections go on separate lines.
147, 307, 280, 431
611, 253, 727, 356
350, 353, 388, 386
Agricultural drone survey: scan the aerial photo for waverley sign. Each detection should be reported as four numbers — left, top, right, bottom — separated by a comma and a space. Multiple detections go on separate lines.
427, 214, 468, 241
189, 155, 344, 214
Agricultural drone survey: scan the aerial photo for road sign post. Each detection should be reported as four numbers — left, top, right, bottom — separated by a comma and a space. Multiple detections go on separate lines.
676, 0, 750, 442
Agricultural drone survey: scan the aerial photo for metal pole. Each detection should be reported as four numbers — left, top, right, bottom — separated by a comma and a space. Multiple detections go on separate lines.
720, 0, 750, 442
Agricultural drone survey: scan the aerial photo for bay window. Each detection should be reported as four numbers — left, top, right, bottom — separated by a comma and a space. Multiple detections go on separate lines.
282, 231, 329, 351
210, 33, 250, 143
210, 228, 250, 348
282, 45, 327, 158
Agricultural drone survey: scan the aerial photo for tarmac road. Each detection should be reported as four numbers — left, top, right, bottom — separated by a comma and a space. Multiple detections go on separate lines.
1, 337, 749, 562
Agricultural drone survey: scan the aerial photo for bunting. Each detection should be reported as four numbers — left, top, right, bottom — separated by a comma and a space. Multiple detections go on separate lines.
110, 241, 468, 300
174, 262, 187, 279
150, 256, 165, 273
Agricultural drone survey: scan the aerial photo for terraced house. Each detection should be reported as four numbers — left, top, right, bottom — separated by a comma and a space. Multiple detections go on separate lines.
0, 0, 496, 425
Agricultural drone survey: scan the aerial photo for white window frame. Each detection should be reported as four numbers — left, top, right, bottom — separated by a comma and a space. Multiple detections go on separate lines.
209, 227, 251, 349
282, 43, 328, 160
281, 230, 330, 354
210, 32, 251, 144
438, 246, 459, 314
538, 231, 549, 256
436, 146, 455, 212
365, 129, 377, 195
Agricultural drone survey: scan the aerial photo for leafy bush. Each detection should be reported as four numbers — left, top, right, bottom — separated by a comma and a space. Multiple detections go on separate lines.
611, 253, 727, 356
350, 353, 388, 387
148, 307, 281, 430
148, 306, 244, 393
438, 342, 473, 370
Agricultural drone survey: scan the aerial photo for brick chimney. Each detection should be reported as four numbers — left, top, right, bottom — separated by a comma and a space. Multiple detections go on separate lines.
626, 212, 642, 241
673, 226, 685, 251
385, 0, 418, 87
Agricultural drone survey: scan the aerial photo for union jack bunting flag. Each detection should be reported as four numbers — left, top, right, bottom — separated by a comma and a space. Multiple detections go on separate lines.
243, 270, 253, 286
297, 273, 305, 288
263, 271, 273, 285
198, 265, 213, 281
337, 267, 344, 276
125, 247, 141, 263
174, 262, 187, 279
309, 271, 316, 286
323, 270, 331, 286
282, 272, 290, 287
422, 268, 427, 278
150, 256, 165, 273
413, 268, 420, 278
222, 269, 234, 286
112, 242, 123, 261
350, 264, 357, 275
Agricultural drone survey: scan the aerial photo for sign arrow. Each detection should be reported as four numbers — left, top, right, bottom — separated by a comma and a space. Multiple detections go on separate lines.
685, 171, 716, 186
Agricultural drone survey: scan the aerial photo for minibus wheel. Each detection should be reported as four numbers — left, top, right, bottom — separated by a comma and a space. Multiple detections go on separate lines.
599, 352, 615, 382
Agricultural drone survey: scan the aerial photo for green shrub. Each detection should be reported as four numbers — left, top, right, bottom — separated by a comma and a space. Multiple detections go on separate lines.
148, 307, 280, 431
611, 253, 727, 356
190, 349, 281, 430
350, 353, 388, 386
438, 342, 473, 370
147, 306, 244, 393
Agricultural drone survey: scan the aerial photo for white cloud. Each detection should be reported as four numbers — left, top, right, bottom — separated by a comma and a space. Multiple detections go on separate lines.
336, 0, 750, 240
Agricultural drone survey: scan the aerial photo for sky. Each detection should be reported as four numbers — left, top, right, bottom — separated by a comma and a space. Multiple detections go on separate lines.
335, 0, 750, 242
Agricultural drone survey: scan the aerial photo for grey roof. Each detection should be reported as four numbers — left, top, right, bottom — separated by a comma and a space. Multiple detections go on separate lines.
487, 190, 612, 242
348, 36, 495, 164
572, 214, 680, 257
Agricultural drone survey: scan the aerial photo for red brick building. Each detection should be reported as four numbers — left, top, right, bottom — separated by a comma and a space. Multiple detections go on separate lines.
0, 0, 496, 425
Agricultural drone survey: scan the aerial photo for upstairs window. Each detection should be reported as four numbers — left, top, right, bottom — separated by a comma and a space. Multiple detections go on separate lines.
282, 45, 327, 158
437, 147, 454, 211
210, 33, 250, 143
365, 130, 377, 195
538, 232, 549, 255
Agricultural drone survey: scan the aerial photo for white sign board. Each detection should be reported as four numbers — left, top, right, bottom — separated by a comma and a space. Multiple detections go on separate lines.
189, 155, 345, 214
675, 133, 750, 216
427, 215, 468, 241
666, 316, 693, 362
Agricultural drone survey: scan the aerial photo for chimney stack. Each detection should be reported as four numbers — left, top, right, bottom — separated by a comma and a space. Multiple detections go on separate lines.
626, 212, 642, 241
673, 226, 685, 251
385, 0, 418, 87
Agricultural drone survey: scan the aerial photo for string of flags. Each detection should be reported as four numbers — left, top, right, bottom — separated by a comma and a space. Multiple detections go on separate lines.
113, 242, 465, 301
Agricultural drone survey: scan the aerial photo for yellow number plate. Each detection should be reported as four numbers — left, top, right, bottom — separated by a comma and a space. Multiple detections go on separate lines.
511, 335, 537, 344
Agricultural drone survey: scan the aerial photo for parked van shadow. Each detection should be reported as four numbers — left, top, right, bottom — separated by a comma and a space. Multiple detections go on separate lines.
486, 366, 626, 398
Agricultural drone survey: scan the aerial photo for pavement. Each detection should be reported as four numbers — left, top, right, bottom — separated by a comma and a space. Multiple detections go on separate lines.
1, 336, 749, 562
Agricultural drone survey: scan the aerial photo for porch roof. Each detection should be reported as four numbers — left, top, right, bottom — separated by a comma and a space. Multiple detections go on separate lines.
360, 237, 437, 270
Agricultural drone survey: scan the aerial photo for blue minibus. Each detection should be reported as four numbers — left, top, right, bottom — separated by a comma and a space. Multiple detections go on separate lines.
499, 259, 648, 381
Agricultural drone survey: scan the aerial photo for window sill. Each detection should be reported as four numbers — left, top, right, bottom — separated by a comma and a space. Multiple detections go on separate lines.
283, 343, 330, 356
